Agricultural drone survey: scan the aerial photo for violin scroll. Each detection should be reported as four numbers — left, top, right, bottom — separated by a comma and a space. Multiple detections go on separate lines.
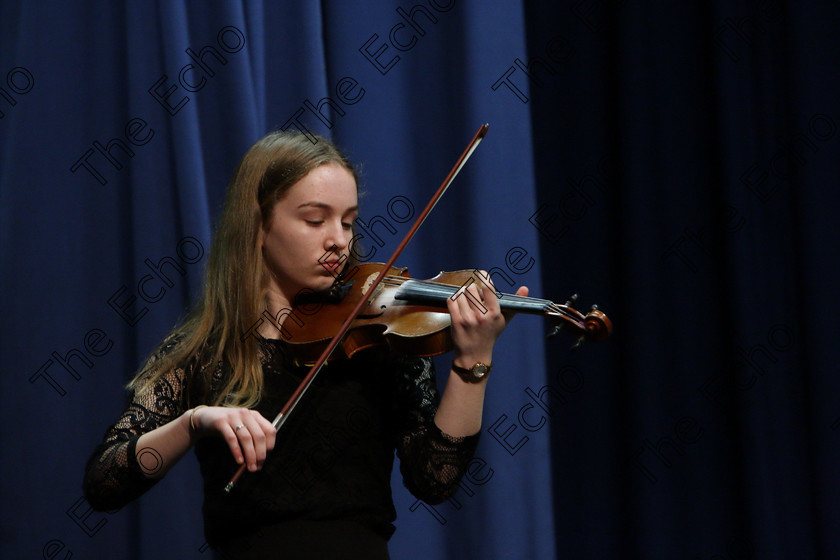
583, 307, 612, 342
546, 296, 612, 345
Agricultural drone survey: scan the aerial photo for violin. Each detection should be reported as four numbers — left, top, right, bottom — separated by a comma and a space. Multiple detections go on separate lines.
283, 262, 612, 365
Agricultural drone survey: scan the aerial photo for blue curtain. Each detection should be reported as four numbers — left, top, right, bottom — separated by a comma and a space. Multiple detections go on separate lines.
2, 1, 838, 559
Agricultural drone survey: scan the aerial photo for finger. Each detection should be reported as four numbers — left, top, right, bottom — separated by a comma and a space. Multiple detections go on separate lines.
480, 279, 501, 315
248, 410, 278, 467
235, 423, 256, 471
234, 415, 264, 472
448, 296, 471, 338
516, 285, 529, 297
476, 269, 496, 291
464, 281, 500, 321
470, 271, 501, 316
446, 285, 465, 324
220, 423, 246, 466
251, 410, 277, 452
243, 413, 268, 470
224, 413, 256, 471
456, 283, 484, 324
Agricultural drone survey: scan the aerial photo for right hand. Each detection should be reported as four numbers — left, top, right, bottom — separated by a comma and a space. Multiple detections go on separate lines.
191, 406, 277, 472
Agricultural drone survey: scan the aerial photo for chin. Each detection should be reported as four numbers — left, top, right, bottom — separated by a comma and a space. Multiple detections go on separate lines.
310, 275, 338, 293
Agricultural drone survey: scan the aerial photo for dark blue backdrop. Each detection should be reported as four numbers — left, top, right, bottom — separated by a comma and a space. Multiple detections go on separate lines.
2, 1, 839, 559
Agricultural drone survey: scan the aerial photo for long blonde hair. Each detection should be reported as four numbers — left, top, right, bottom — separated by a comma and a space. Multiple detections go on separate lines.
128, 131, 358, 407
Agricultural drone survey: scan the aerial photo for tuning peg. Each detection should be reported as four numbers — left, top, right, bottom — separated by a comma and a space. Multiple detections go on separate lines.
570, 336, 584, 351
564, 293, 579, 306
546, 325, 563, 339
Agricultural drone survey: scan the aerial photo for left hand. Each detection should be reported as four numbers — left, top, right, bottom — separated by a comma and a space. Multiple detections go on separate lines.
446, 270, 529, 366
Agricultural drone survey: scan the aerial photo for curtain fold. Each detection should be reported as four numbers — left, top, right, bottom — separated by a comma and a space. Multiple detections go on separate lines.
2, 1, 838, 559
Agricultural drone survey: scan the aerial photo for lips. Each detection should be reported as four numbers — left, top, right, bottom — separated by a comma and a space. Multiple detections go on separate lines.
320, 260, 342, 272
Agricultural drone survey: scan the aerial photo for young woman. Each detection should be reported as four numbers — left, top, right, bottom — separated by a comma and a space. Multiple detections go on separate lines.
83, 131, 528, 559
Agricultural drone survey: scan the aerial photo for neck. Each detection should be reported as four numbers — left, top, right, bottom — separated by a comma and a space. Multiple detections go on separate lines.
260, 287, 294, 339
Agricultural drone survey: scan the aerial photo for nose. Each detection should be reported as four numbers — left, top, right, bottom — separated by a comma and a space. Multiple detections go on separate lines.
324, 219, 350, 254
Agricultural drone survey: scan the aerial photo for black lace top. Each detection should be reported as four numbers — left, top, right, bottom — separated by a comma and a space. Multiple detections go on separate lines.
82, 337, 479, 549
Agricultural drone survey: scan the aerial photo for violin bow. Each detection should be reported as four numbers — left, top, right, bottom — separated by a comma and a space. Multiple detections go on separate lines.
225, 124, 490, 492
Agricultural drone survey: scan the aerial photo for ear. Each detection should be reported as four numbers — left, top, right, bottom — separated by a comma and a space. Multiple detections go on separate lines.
257, 223, 266, 249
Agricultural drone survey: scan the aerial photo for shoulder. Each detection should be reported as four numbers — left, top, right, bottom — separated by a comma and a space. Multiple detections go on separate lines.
132, 332, 217, 401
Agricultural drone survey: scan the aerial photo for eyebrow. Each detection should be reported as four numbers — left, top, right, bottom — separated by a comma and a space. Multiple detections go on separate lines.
297, 202, 359, 214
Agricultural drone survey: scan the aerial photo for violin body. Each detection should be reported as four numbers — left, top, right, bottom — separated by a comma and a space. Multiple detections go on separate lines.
283, 263, 612, 365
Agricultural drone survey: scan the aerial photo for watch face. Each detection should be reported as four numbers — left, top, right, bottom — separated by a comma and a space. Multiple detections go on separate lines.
474, 364, 489, 376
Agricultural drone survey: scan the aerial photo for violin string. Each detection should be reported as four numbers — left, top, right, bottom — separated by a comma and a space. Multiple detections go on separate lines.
394, 278, 552, 313
384, 276, 588, 330
384, 276, 588, 316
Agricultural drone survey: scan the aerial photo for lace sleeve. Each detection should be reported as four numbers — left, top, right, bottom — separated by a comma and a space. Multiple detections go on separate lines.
393, 355, 480, 505
82, 342, 190, 511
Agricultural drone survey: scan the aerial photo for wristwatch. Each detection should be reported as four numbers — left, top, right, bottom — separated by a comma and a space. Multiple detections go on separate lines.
451, 361, 492, 383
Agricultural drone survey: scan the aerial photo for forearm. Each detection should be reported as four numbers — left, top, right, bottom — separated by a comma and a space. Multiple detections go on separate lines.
135, 410, 196, 479
434, 362, 489, 437
437, 271, 523, 437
